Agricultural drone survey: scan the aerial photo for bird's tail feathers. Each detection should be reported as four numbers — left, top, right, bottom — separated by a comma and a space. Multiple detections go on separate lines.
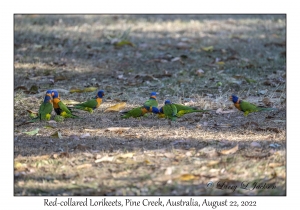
121, 114, 130, 119
258, 107, 278, 112
73, 106, 86, 110
176, 109, 211, 117
66, 106, 79, 112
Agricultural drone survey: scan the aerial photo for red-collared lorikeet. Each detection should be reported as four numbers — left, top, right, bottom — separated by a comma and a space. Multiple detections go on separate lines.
73, 90, 105, 113
158, 100, 178, 121
143, 92, 159, 111
34, 90, 53, 121
230, 95, 277, 116
121, 106, 149, 119
121, 92, 160, 119
51, 90, 79, 118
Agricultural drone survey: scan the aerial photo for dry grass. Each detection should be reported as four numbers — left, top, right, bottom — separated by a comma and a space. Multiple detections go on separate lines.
14, 14, 286, 195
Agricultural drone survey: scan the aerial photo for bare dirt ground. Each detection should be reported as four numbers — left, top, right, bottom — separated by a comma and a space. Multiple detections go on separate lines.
14, 14, 286, 195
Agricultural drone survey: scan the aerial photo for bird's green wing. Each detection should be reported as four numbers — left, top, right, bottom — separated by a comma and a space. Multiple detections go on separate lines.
240, 101, 260, 112
240, 101, 277, 115
39, 102, 53, 120
57, 101, 79, 118
121, 107, 144, 119
176, 109, 209, 117
143, 98, 158, 108
58, 101, 72, 114
240, 101, 262, 116
163, 104, 177, 121
75, 99, 98, 109
173, 104, 197, 111
173, 103, 211, 117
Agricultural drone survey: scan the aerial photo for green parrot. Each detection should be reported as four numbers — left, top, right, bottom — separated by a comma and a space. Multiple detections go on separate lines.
121, 92, 160, 119
30, 90, 53, 121
230, 95, 277, 116
141, 92, 160, 115
143, 92, 158, 111
159, 100, 178, 121
51, 90, 79, 118
72, 90, 105, 113
121, 106, 148, 119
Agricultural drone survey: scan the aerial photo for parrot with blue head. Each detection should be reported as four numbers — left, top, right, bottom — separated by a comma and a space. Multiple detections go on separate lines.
51, 90, 79, 118
30, 90, 53, 121
73, 90, 105, 113
230, 95, 277, 116
143, 92, 158, 110
158, 100, 178, 121
143, 91, 160, 115
121, 106, 160, 119
121, 92, 160, 119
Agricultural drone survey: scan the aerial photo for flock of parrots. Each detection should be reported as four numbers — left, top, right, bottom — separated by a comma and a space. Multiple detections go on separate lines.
32, 89, 277, 122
